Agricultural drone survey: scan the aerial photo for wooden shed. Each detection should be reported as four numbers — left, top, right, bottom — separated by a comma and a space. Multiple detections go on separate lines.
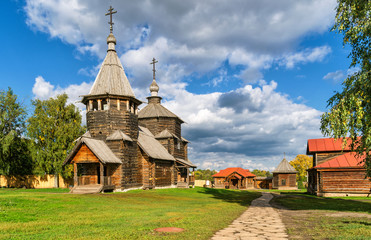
307, 138, 370, 196
272, 158, 297, 190
213, 168, 256, 189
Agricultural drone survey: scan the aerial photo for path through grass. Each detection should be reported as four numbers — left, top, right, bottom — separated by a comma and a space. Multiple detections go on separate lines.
0, 187, 260, 239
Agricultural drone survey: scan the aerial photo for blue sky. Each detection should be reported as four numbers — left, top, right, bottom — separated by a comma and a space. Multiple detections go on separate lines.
0, 0, 353, 170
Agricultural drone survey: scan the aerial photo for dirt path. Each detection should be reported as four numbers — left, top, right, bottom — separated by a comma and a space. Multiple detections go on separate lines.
211, 192, 288, 240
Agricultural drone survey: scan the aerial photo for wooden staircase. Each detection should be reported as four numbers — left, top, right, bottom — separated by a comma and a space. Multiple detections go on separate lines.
70, 184, 103, 194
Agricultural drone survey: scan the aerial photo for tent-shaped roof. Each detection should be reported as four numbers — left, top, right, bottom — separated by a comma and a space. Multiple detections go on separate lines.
138, 103, 184, 122
64, 137, 122, 165
315, 152, 365, 169
106, 130, 133, 142
138, 126, 175, 161
273, 158, 297, 173
155, 129, 179, 139
212, 167, 256, 178
82, 33, 135, 101
307, 137, 359, 154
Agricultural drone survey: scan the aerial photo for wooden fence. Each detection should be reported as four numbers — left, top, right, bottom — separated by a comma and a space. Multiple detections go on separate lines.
0, 175, 72, 188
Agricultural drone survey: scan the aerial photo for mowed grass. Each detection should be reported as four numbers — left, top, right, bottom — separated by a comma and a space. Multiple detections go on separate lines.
0, 187, 261, 240
272, 193, 371, 239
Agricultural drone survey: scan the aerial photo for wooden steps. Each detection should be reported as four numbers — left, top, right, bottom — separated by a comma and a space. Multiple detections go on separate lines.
177, 182, 189, 188
70, 184, 103, 194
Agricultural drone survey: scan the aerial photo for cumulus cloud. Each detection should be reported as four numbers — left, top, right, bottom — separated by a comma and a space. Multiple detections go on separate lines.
280, 46, 332, 69
155, 80, 323, 170
32, 76, 93, 123
24, 0, 336, 88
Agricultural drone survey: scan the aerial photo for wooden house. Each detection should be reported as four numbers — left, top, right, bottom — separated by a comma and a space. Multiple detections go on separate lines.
212, 168, 256, 189
272, 158, 297, 190
307, 138, 370, 197
254, 177, 273, 189
63, 12, 196, 193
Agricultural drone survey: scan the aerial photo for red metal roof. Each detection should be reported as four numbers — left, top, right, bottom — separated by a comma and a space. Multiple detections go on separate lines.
307, 137, 359, 153
315, 152, 365, 169
212, 167, 256, 178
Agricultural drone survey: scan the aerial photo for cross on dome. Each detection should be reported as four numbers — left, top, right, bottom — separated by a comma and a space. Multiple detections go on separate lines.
105, 6, 117, 33
150, 58, 158, 80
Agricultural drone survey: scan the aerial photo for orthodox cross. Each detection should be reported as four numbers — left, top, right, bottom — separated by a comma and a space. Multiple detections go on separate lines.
106, 6, 117, 33
150, 58, 158, 80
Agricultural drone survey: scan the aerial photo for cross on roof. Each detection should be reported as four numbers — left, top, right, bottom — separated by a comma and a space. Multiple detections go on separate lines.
150, 58, 158, 80
105, 6, 117, 33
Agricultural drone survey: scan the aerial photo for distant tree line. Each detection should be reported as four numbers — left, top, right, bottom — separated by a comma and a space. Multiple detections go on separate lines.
0, 87, 85, 187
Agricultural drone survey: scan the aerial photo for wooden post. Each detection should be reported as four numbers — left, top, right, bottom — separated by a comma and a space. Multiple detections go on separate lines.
186, 168, 189, 185
89, 100, 93, 111
97, 99, 102, 110
117, 99, 120, 110
100, 162, 104, 185
74, 163, 78, 186
126, 101, 129, 111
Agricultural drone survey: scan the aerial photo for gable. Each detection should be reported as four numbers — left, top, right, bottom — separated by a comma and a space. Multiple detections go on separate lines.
72, 144, 99, 163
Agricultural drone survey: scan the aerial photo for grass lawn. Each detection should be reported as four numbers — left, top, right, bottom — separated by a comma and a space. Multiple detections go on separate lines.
0, 187, 260, 240
272, 193, 371, 240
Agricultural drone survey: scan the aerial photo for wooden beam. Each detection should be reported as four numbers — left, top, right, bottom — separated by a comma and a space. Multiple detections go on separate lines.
74, 163, 78, 186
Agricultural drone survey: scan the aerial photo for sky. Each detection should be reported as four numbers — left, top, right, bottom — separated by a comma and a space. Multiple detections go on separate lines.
0, 0, 354, 171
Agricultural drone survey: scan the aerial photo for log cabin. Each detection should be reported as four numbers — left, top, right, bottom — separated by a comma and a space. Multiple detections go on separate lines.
272, 158, 298, 190
307, 137, 370, 197
213, 168, 256, 189
63, 9, 196, 193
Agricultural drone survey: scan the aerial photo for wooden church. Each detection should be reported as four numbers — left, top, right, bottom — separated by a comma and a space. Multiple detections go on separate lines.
64, 7, 196, 193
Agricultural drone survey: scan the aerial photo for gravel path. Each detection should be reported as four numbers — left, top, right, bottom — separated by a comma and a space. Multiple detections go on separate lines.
211, 192, 288, 240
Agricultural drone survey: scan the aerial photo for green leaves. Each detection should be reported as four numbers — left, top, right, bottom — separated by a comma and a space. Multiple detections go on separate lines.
27, 94, 86, 177
0, 88, 32, 176
321, 0, 371, 177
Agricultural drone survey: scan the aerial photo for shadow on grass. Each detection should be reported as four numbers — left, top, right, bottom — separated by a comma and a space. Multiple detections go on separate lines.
272, 193, 371, 213
197, 187, 261, 207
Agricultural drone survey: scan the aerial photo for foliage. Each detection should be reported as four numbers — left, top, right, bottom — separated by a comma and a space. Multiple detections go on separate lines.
0, 88, 33, 176
27, 94, 85, 178
251, 169, 273, 177
289, 154, 313, 181
320, 0, 371, 176
0, 187, 261, 240
194, 169, 217, 181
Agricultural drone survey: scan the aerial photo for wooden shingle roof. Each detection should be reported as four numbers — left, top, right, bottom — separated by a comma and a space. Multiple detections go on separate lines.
273, 158, 297, 173
138, 103, 184, 122
84, 33, 135, 98
64, 137, 122, 165
138, 126, 175, 161
106, 130, 133, 142
176, 158, 197, 168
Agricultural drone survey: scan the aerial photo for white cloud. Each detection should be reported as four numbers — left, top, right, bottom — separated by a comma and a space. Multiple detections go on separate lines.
156, 80, 323, 170
323, 70, 345, 82
280, 46, 332, 69
31, 76, 93, 124
24, 0, 337, 85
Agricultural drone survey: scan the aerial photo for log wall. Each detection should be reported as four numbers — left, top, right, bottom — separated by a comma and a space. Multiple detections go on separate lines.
319, 170, 370, 193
